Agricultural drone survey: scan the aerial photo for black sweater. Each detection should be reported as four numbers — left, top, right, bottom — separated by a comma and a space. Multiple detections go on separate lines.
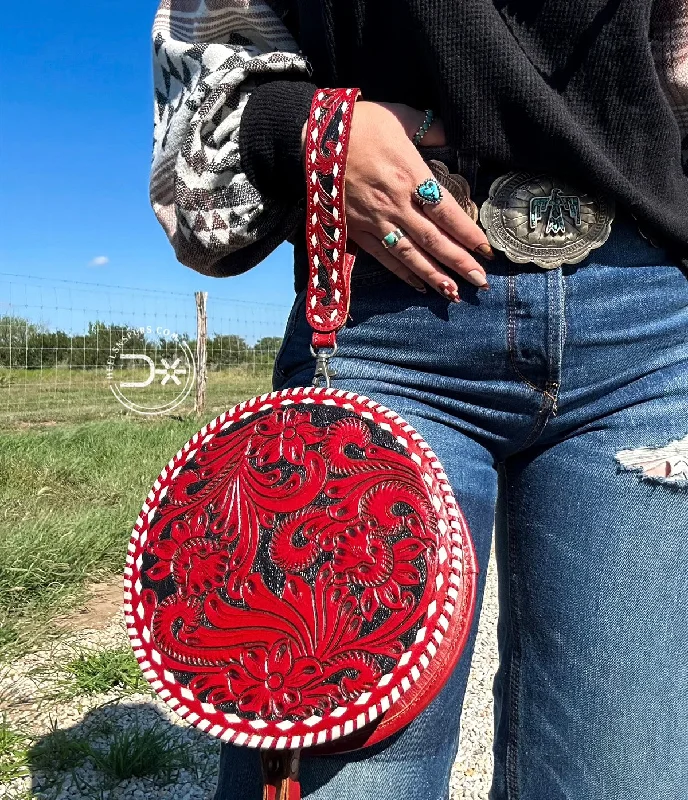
238, 0, 687, 287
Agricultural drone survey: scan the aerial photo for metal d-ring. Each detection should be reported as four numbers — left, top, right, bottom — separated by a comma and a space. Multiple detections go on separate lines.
310, 342, 338, 388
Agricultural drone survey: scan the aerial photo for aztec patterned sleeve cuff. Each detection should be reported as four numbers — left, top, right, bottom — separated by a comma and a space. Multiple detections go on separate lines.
149, 0, 314, 277
240, 80, 319, 202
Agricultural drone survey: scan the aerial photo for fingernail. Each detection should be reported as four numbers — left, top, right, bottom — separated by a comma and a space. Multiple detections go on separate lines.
407, 279, 427, 292
440, 281, 461, 303
466, 269, 490, 290
475, 243, 495, 260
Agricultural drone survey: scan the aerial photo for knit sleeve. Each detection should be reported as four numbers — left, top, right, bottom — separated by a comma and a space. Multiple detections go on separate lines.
150, 0, 318, 277
651, 0, 688, 175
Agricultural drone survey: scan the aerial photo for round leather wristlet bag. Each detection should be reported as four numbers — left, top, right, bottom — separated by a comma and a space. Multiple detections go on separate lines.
124, 88, 478, 800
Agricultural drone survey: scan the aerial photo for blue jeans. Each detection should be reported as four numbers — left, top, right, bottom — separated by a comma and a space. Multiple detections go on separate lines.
214, 219, 688, 799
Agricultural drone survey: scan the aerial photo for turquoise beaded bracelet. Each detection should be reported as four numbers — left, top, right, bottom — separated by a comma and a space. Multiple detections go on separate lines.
412, 109, 435, 146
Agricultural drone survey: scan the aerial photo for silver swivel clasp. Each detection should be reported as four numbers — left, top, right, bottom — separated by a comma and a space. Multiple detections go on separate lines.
310, 343, 338, 388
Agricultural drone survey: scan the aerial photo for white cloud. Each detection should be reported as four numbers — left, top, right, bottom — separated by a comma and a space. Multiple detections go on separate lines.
89, 255, 109, 267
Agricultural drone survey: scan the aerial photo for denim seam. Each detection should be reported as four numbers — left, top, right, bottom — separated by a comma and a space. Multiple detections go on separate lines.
545, 269, 562, 416
547, 269, 556, 383
560, 271, 568, 375
506, 271, 545, 394
503, 463, 522, 800
506, 268, 559, 450
547, 270, 567, 417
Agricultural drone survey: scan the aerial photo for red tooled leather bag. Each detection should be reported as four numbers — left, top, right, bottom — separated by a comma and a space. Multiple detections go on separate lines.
124, 88, 477, 800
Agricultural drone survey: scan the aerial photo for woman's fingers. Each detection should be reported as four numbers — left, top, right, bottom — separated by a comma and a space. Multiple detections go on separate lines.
353, 231, 462, 303
421, 190, 494, 261
351, 233, 426, 291
341, 101, 493, 292
401, 171, 494, 287
399, 204, 491, 289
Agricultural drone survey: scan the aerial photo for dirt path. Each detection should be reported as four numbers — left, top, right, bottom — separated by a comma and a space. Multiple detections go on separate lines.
52, 580, 125, 634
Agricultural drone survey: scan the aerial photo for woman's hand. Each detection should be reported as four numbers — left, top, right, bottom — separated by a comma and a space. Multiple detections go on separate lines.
302, 101, 493, 300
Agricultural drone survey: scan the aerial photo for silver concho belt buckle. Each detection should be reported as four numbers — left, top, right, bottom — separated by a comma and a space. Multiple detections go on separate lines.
479, 172, 615, 269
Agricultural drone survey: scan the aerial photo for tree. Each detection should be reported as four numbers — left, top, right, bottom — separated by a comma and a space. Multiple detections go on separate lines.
207, 334, 250, 368
253, 336, 283, 367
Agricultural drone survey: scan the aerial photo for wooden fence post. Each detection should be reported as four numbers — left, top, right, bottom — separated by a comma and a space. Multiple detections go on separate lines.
195, 291, 208, 414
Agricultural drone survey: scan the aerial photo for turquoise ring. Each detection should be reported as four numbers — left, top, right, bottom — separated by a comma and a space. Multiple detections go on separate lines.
381, 227, 407, 249
414, 178, 443, 206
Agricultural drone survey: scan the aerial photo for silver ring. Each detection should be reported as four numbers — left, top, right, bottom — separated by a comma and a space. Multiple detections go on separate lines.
381, 227, 407, 249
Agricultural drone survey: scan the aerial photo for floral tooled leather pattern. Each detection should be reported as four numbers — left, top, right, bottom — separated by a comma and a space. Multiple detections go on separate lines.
126, 389, 476, 748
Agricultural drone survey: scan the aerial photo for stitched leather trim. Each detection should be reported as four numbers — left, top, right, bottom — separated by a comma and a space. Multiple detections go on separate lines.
304, 88, 361, 341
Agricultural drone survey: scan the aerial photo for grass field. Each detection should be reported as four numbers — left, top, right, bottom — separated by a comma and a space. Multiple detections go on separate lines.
0, 369, 274, 659
0, 365, 276, 426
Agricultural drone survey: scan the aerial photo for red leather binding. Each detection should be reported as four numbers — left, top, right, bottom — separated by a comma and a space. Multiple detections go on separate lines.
262, 751, 301, 800
304, 88, 361, 348
311, 331, 337, 350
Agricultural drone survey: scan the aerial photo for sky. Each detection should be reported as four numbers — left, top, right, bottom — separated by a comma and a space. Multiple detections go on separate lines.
0, 0, 296, 337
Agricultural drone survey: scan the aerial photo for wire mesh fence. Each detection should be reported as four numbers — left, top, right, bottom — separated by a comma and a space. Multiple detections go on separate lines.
0, 272, 292, 426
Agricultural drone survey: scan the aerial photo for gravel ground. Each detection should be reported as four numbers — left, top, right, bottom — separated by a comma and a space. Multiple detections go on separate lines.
1, 553, 498, 800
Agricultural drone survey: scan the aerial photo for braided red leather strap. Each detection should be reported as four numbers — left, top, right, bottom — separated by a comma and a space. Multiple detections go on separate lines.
304, 88, 361, 350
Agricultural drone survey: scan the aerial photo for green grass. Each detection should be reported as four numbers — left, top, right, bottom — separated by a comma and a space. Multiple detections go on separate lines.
59, 648, 148, 698
0, 366, 275, 426
19, 719, 192, 795
0, 716, 30, 782
0, 367, 273, 659
0, 418, 196, 657
28, 721, 90, 773
87, 721, 191, 783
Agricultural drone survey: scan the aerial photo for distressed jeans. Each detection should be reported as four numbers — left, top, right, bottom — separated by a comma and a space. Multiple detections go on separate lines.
214, 218, 688, 800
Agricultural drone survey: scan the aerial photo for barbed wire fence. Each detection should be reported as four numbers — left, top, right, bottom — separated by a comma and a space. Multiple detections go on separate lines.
0, 272, 292, 426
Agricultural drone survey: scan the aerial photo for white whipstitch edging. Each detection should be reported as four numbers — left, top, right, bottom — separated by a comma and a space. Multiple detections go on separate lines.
124, 386, 470, 749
